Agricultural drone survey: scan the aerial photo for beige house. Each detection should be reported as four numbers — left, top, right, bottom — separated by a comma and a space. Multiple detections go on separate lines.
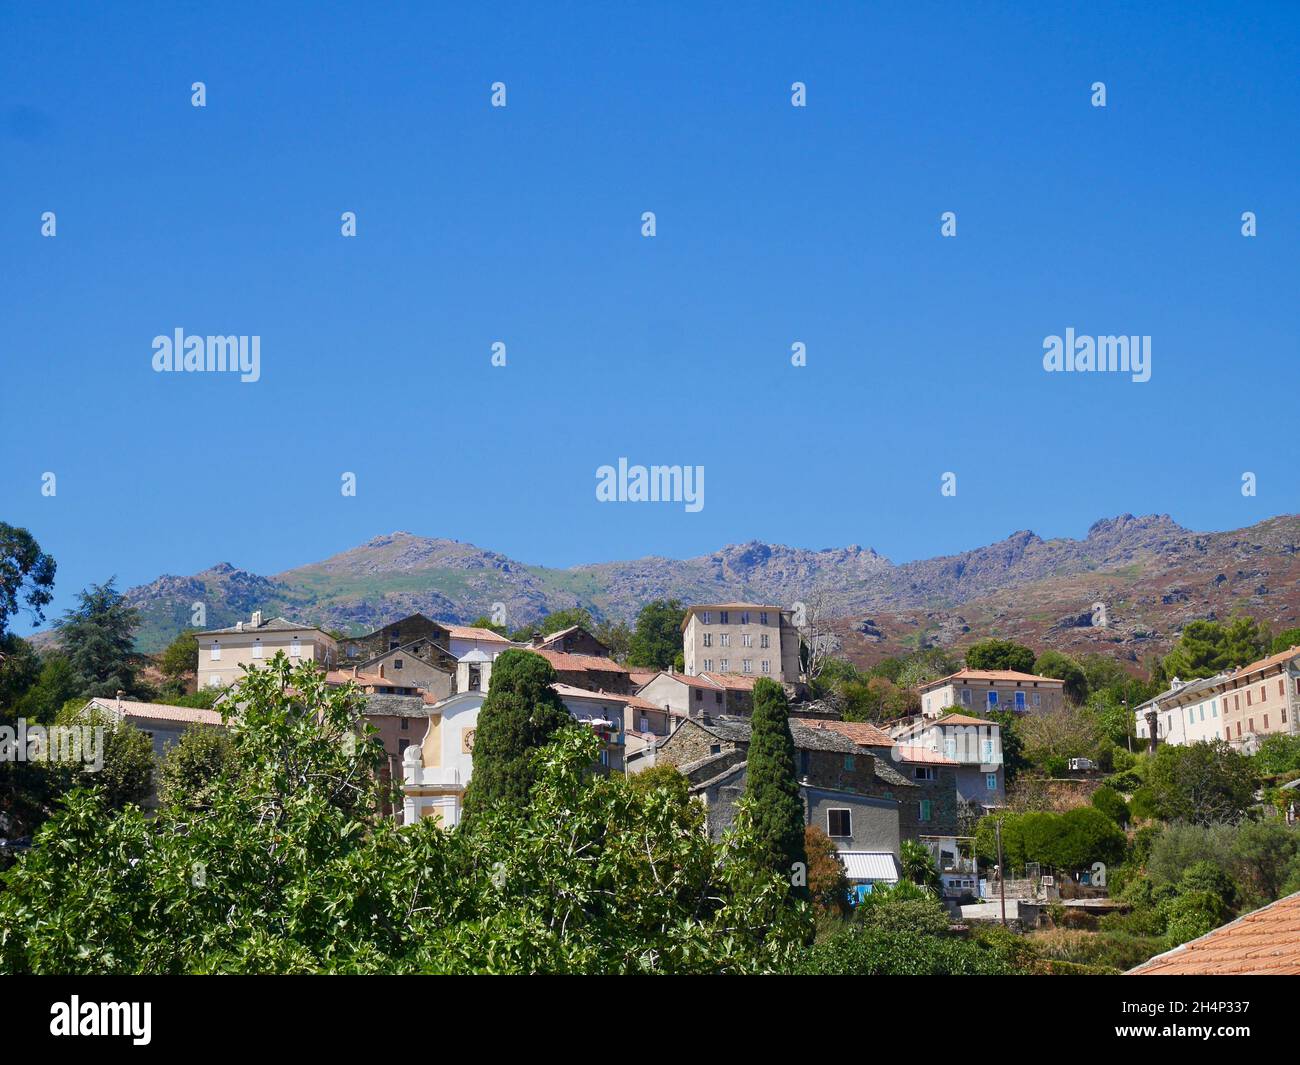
196, 611, 338, 690
1139, 646, 1300, 752
681, 603, 801, 684
918, 669, 1065, 718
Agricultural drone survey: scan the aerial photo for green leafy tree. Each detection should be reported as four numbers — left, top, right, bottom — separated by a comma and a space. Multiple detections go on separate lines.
462, 649, 572, 820
593, 618, 632, 660
1091, 784, 1130, 828
58, 579, 144, 698
0, 656, 811, 974
157, 725, 232, 812
1033, 650, 1088, 704
744, 677, 807, 893
10, 652, 79, 723
1270, 628, 1300, 654
158, 630, 200, 695
964, 639, 1036, 674
467, 615, 511, 637
900, 839, 941, 892
1161, 617, 1268, 681
0, 523, 56, 638
626, 599, 686, 670
1253, 735, 1300, 776
1146, 740, 1258, 826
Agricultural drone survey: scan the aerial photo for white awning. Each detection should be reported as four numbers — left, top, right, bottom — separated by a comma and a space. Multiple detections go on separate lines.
839, 852, 901, 883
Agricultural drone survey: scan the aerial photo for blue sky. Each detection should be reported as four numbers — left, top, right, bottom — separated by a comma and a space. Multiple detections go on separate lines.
2, 1, 1297, 631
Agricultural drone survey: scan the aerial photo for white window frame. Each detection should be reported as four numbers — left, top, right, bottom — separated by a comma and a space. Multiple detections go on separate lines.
827, 808, 852, 838
210, 641, 221, 661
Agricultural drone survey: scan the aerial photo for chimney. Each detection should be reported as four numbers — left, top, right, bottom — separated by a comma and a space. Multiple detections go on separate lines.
378, 663, 385, 678
530, 631, 543, 647
116, 690, 124, 712
251, 610, 263, 628
235, 621, 243, 632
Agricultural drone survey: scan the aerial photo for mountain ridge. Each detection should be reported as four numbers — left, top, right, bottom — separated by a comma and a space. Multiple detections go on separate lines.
102, 513, 1300, 662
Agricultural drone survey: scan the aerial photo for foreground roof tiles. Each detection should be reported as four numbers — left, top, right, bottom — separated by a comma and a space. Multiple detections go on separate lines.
1128, 890, 1300, 975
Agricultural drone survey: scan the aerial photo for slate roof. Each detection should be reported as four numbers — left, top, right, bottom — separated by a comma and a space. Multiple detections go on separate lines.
202, 616, 326, 636
362, 693, 434, 718
1128, 890, 1300, 975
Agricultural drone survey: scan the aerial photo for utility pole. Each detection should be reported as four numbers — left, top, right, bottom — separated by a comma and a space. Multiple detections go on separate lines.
995, 817, 1007, 928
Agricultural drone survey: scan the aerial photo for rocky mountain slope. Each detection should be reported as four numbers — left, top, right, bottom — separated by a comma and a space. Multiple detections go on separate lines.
111, 515, 1300, 662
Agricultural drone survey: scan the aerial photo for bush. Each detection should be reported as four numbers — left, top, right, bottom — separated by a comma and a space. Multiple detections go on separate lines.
1091, 785, 1130, 828
793, 925, 1018, 975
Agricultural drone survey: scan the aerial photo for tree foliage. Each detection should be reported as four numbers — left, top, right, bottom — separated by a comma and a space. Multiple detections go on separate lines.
1145, 740, 1258, 826
58, 579, 145, 698
0, 656, 812, 974
462, 650, 573, 820
626, 599, 686, 670
0, 523, 56, 638
964, 639, 1036, 674
744, 677, 807, 892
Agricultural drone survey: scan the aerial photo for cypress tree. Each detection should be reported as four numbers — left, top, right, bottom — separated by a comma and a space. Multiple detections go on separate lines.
463, 649, 572, 819
744, 677, 808, 892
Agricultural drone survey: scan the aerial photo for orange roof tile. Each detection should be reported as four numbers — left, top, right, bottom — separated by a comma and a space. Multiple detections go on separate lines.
792, 717, 894, 747
1129, 891, 1300, 975
537, 649, 630, 674
920, 669, 1064, 690
1232, 646, 1300, 682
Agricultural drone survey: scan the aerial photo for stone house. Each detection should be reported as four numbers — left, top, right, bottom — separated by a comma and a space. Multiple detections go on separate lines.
530, 625, 611, 658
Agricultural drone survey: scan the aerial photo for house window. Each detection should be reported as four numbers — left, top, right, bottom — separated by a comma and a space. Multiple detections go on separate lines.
1188, 708, 1195, 725
714, 691, 723, 705
719, 659, 729, 671
799, 751, 810, 778
1247, 690, 1253, 706
987, 691, 998, 708
986, 773, 998, 791
742, 634, 752, 648
719, 611, 729, 624
1261, 685, 1267, 702
961, 688, 971, 706
983, 739, 995, 762
1212, 700, 1218, 717
914, 766, 935, 781
702, 659, 713, 671
740, 611, 750, 624
210, 641, 221, 661
742, 660, 752, 673
760, 611, 769, 625
762, 660, 771, 673
695, 689, 704, 702
720, 634, 730, 647
389, 639, 400, 651
827, 809, 852, 838
394, 658, 403, 669
760, 634, 770, 649
1280, 679, 1287, 698
1032, 692, 1041, 706
702, 611, 711, 625
252, 639, 263, 659
709, 743, 721, 756
1249, 718, 1255, 732
639, 716, 648, 732
918, 800, 932, 823
1198, 706, 1204, 722
1015, 691, 1026, 711
290, 638, 302, 658
400, 718, 409, 731
703, 633, 712, 647
209, 674, 222, 687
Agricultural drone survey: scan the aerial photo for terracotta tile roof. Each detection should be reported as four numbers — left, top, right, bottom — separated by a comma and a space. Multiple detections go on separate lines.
920, 669, 1064, 690
441, 624, 513, 644
1232, 646, 1300, 681
697, 671, 760, 691
551, 683, 659, 711
628, 670, 658, 687
85, 697, 223, 727
792, 717, 894, 747
930, 712, 997, 727
536, 649, 630, 674
324, 669, 414, 690
1128, 890, 1300, 975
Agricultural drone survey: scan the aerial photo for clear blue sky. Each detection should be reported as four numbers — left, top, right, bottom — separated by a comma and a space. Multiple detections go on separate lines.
2, 1, 1297, 631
